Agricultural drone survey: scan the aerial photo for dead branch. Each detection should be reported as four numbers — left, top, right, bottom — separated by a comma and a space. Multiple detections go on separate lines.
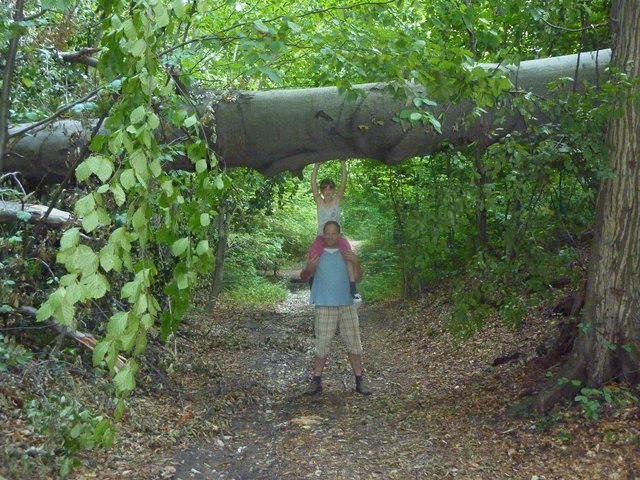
18, 306, 126, 372
0, 200, 77, 226
58, 48, 100, 68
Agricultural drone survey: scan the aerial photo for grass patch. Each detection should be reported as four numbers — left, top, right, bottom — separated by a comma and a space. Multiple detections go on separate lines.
359, 270, 403, 302
221, 277, 288, 308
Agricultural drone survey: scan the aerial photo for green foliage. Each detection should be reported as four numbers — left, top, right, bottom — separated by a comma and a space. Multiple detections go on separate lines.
25, 393, 115, 478
3, 1, 103, 123
358, 263, 404, 302
0, 187, 63, 316
0, 0, 621, 470
225, 231, 284, 282
574, 385, 639, 420
0, 334, 33, 371
343, 55, 620, 320
353, 228, 404, 302
32, 0, 221, 391
220, 169, 314, 260
556, 376, 639, 420
448, 247, 579, 338
221, 230, 289, 307
220, 278, 288, 308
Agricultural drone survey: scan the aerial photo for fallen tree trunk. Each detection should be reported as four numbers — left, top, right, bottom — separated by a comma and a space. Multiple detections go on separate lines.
0, 200, 76, 226
4, 49, 611, 186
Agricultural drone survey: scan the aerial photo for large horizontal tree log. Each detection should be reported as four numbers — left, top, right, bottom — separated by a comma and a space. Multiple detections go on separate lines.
4, 49, 611, 185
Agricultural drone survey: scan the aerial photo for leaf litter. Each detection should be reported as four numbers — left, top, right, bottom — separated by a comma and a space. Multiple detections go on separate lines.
2, 277, 640, 479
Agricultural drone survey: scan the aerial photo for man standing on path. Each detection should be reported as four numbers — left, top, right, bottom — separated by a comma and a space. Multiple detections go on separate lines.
300, 220, 372, 396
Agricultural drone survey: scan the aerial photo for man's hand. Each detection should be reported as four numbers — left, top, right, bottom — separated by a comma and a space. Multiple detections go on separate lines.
300, 255, 320, 282
342, 251, 360, 265
342, 251, 363, 282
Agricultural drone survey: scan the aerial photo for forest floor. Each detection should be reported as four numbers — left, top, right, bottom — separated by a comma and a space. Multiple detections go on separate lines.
3, 271, 640, 479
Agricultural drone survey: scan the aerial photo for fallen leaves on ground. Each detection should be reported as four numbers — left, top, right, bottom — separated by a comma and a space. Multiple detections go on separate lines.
2, 279, 640, 479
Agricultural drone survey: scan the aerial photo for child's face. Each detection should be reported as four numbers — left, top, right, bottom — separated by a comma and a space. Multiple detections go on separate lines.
321, 185, 334, 196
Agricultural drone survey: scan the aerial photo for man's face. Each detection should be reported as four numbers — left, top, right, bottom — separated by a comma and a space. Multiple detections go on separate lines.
323, 223, 340, 248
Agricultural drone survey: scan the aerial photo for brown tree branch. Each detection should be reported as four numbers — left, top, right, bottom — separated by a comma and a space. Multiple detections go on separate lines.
57, 48, 101, 68
540, 17, 608, 33
7, 85, 108, 139
18, 306, 127, 372
0, 0, 25, 173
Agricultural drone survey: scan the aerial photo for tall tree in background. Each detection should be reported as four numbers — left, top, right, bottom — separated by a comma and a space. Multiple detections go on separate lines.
535, 0, 640, 411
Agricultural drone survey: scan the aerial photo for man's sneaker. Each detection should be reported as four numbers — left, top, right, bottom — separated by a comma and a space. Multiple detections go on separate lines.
304, 379, 323, 395
353, 293, 362, 303
355, 378, 372, 395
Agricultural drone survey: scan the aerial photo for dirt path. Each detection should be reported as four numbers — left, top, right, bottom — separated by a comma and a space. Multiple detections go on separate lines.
158, 278, 639, 480
170, 286, 421, 479
70, 275, 640, 480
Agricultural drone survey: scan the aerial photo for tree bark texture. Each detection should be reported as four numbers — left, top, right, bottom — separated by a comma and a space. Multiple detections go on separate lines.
473, 148, 488, 249
210, 204, 231, 302
534, 1, 640, 412
0, 0, 25, 173
5, 50, 610, 186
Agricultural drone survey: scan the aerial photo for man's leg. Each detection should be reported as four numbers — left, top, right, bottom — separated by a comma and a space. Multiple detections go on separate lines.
347, 353, 363, 376
348, 353, 371, 394
313, 355, 327, 376
305, 307, 337, 395
305, 356, 325, 395
339, 305, 371, 395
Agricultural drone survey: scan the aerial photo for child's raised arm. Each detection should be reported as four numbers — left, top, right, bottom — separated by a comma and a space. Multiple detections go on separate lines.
336, 160, 347, 200
311, 162, 322, 205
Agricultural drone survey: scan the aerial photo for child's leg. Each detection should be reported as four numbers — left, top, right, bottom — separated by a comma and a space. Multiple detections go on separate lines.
347, 262, 357, 283
337, 235, 353, 254
309, 235, 325, 260
307, 236, 325, 288
338, 235, 359, 297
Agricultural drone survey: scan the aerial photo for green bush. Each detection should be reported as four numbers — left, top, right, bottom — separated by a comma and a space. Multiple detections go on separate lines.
264, 200, 317, 261
226, 231, 284, 278
0, 334, 33, 371
356, 240, 403, 302
24, 393, 115, 478
447, 246, 579, 338
220, 277, 288, 308
358, 270, 403, 302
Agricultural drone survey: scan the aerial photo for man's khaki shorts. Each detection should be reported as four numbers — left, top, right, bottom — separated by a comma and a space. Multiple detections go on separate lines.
314, 305, 363, 356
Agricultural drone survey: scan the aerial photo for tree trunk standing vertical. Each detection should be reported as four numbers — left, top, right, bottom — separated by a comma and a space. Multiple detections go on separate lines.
0, 0, 25, 172
474, 148, 489, 249
210, 204, 231, 303
387, 174, 409, 295
535, 0, 640, 412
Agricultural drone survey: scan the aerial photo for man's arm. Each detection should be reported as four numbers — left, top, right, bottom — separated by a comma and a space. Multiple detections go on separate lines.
342, 251, 362, 282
